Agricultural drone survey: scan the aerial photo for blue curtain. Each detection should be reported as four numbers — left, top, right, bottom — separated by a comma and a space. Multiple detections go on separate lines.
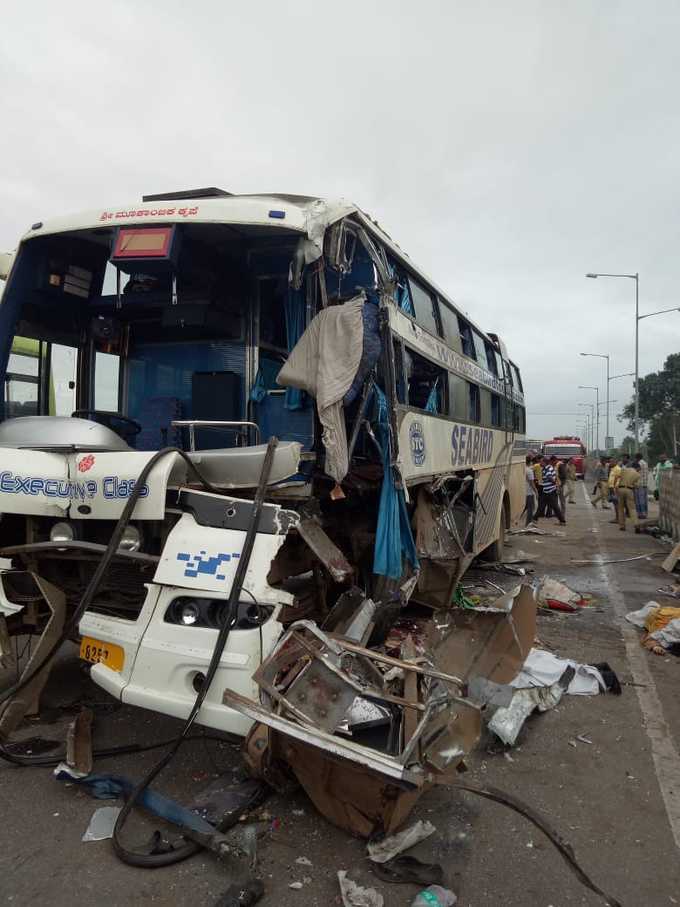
424, 378, 439, 413
284, 282, 305, 410
388, 262, 415, 316
372, 386, 419, 580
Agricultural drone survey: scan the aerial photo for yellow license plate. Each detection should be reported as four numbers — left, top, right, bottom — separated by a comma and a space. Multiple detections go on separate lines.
80, 636, 124, 672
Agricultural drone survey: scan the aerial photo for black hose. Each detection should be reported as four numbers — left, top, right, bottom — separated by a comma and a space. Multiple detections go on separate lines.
111, 437, 279, 868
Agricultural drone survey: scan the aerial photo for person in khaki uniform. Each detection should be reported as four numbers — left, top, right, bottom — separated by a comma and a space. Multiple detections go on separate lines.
565, 458, 577, 503
607, 458, 623, 522
591, 456, 610, 509
617, 463, 640, 531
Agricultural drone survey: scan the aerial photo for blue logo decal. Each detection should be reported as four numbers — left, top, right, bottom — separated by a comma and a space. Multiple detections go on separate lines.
409, 421, 426, 466
176, 550, 241, 581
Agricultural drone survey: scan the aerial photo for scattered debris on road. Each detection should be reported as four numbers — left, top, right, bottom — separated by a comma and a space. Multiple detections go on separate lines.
82, 806, 122, 842
366, 819, 436, 863
535, 576, 593, 612
337, 870, 384, 907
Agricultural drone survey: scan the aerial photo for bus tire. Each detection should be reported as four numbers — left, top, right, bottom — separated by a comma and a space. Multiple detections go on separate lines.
481, 500, 507, 563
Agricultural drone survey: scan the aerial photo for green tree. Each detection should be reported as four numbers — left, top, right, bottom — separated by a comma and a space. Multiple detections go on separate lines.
620, 353, 680, 462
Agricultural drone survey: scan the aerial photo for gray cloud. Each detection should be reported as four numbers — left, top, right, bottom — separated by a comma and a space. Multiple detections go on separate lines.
2, 0, 679, 445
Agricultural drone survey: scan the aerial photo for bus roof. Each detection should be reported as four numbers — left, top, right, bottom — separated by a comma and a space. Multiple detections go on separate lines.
17, 191, 506, 356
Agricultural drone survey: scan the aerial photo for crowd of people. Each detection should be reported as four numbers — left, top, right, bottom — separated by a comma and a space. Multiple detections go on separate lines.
524, 450, 675, 532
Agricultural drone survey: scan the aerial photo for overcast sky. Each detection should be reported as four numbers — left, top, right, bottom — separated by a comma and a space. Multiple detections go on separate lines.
2, 0, 679, 446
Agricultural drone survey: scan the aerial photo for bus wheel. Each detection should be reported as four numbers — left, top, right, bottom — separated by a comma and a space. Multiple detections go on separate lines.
481, 505, 507, 563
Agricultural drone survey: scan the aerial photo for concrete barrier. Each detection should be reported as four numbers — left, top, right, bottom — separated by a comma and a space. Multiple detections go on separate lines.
659, 468, 680, 541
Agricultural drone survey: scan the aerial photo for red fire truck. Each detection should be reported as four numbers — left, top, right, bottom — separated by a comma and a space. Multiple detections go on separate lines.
542, 436, 587, 478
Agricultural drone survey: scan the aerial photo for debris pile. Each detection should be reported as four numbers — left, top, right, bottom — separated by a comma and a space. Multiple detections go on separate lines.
225, 584, 536, 837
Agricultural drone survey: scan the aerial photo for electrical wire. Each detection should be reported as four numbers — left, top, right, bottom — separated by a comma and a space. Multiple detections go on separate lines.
110, 437, 279, 868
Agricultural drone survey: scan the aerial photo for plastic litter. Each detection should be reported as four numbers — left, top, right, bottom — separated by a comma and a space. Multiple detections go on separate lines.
295, 856, 312, 866
289, 882, 304, 890
337, 871, 384, 907
410, 885, 457, 906
82, 806, 122, 842
366, 820, 436, 863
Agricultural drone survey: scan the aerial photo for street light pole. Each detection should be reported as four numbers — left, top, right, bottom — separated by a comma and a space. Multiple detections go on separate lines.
586, 272, 680, 449
578, 385, 600, 454
586, 272, 639, 445
580, 352, 610, 449
578, 402, 595, 452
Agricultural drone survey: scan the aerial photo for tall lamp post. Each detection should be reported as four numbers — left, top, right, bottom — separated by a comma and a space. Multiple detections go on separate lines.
580, 352, 609, 447
586, 271, 680, 447
579, 385, 600, 453
578, 402, 595, 451
585, 273, 639, 444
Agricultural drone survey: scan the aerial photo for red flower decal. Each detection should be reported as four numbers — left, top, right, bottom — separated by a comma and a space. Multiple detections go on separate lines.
78, 454, 95, 473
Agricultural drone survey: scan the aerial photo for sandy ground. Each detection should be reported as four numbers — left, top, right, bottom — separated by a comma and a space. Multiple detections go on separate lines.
1, 484, 680, 906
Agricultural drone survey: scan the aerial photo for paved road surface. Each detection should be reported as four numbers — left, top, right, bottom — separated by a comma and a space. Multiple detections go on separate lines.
1, 485, 679, 906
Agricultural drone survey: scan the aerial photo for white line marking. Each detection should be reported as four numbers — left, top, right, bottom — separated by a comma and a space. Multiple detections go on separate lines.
582, 482, 680, 850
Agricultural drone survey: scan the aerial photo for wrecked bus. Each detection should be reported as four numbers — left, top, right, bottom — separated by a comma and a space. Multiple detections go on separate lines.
0, 189, 529, 754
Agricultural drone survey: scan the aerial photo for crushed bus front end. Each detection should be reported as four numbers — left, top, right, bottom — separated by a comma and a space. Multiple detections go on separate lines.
0, 191, 533, 826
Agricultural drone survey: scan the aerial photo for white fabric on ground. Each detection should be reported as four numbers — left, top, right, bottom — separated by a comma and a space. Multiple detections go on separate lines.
277, 295, 365, 484
624, 601, 661, 629
511, 647, 605, 696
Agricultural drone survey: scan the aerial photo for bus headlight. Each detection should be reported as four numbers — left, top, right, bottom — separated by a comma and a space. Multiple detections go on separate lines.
119, 525, 141, 552
50, 522, 74, 544
179, 601, 201, 626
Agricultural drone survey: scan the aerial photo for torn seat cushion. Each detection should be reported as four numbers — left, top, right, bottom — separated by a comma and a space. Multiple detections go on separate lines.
277, 295, 366, 484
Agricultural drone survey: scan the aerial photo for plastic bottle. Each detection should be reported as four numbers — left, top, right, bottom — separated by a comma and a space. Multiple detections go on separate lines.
410, 885, 458, 907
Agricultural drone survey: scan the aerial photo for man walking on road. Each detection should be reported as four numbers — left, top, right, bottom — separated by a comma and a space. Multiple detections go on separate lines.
591, 456, 610, 509
617, 460, 640, 531
565, 458, 577, 503
633, 452, 649, 519
534, 456, 566, 524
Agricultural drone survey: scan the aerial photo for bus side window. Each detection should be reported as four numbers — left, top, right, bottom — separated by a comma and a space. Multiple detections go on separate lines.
468, 382, 481, 422
408, 276, 441, 338
439, 304, 463, 354
5, 339, 41, 418
511, 363, 524, 392
472, 331, 487, 367
392, 338, 406, 404
405, 346, 447, 413
448, 373, 467, 419
490, 392, 502, 427
458, 317, 475, 359
494, 350, 504, 378
485, 342, 498, 375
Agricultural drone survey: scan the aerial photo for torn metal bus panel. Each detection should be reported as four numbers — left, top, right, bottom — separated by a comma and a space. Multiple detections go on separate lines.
0, 191, 526, 734
429, 584, 536, 685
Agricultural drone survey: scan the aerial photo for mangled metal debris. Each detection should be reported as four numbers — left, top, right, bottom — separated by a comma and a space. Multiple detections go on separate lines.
225, 584, 537, 836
